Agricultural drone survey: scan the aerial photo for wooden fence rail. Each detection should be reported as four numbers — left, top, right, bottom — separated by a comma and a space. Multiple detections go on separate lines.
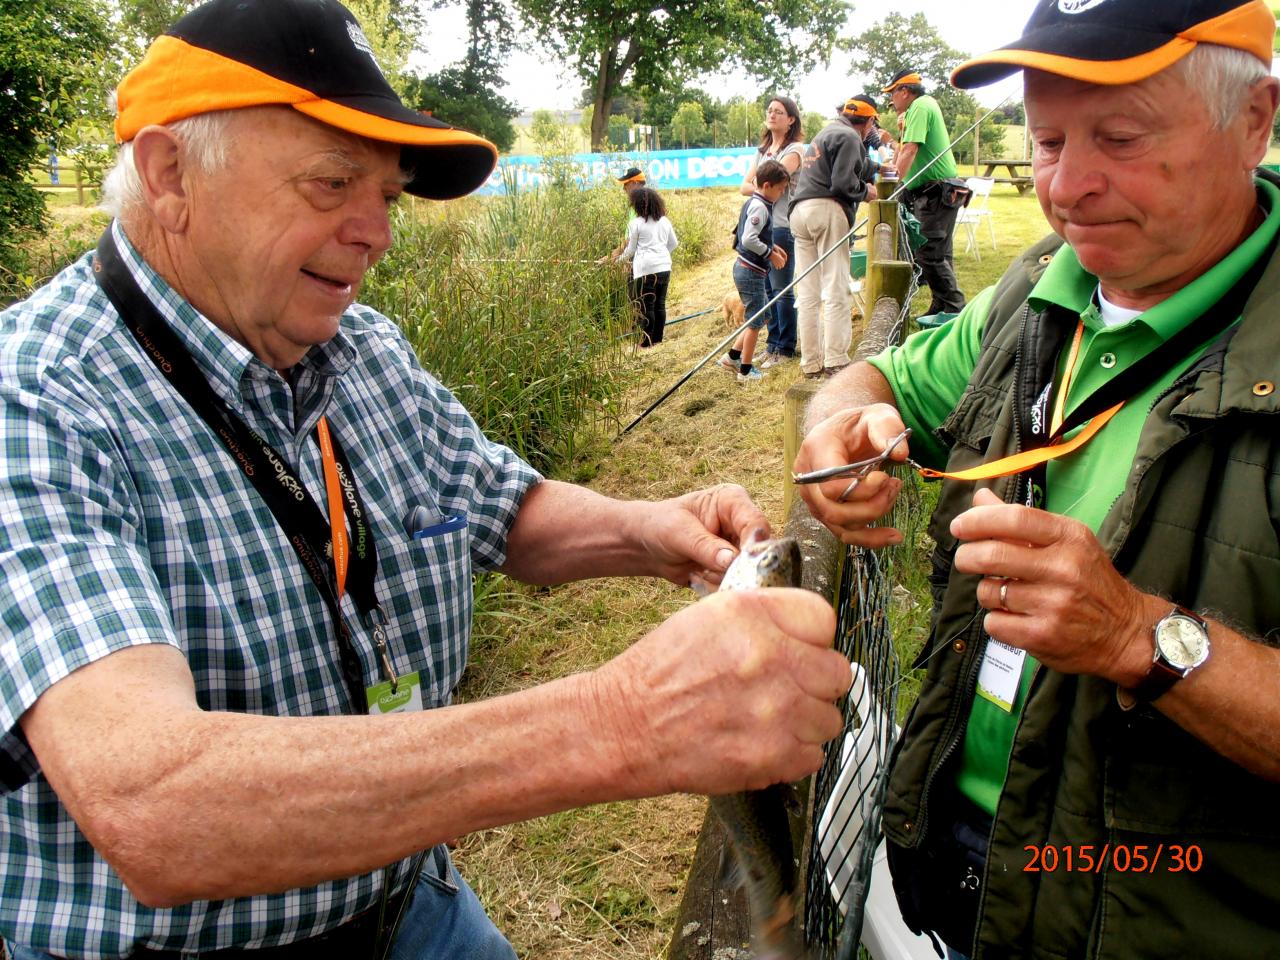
30, 163, 103, 206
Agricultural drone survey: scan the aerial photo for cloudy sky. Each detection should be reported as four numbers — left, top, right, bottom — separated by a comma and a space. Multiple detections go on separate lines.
415, 0, 1046, 113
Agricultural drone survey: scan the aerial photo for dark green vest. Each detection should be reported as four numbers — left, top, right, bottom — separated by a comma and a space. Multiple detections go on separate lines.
882, 233, 1280, 958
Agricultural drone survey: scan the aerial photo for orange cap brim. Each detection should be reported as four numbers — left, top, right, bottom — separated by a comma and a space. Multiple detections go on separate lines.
115, 36, 497, 199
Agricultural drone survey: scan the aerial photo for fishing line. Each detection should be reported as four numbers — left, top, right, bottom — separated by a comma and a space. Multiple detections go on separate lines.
463, 256, 604, 265
616, 95, 1013, 438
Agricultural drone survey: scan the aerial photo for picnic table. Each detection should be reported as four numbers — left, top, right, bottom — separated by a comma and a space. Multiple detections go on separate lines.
980, 158, 1034, 195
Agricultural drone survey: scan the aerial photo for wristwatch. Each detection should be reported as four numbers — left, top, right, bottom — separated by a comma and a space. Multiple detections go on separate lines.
1126, 606, 1211, 704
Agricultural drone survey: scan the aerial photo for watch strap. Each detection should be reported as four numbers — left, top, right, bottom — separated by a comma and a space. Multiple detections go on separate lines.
1123, 605, 1207, 706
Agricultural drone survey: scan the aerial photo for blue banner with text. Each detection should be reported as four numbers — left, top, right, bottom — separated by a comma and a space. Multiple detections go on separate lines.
475, 148, 758, 195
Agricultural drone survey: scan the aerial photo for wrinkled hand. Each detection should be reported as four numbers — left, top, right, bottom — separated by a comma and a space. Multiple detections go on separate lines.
953, 488, 1160, 685
793, 403, 908, 548
593, 587, 849, 794
637, 483, 770, 589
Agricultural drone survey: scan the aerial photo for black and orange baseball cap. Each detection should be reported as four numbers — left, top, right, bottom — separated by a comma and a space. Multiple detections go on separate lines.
951, 0, 1275, 89
616, 167, 646, 185
114, 0, 497, 200
881, 70, 923, 93
840, 95, 880, 120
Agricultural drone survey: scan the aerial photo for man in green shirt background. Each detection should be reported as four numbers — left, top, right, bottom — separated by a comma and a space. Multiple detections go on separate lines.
883, 67, 965, 316
797, 1, 1280, 957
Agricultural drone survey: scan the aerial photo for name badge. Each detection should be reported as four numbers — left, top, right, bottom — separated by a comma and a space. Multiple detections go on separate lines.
367, 670, 424, 715
975, 638, 1025, 713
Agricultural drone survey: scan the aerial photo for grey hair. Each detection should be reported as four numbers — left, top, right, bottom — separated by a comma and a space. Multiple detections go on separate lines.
99, 110, 238, 220
1170, 43, 1270, 129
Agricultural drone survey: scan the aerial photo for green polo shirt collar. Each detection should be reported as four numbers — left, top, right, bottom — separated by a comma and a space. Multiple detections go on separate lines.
1025, 178, 1280, 340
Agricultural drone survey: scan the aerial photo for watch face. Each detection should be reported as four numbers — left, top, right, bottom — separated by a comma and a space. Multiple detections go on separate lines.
1157, 615, 1209, 669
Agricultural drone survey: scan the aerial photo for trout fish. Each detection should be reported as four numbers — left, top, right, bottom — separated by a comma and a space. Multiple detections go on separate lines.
711, 534, 810, 960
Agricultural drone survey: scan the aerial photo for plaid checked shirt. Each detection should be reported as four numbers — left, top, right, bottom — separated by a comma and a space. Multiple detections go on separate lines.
0, 223, 540, 957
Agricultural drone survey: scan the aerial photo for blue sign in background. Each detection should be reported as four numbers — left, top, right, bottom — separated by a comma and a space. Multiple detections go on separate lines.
475, 148, 757, 195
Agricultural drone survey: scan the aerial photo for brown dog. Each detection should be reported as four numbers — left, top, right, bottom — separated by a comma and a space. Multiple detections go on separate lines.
722, 291, 745, 332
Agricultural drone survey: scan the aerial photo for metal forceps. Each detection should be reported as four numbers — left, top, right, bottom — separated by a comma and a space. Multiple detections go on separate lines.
791, 427, 915, 502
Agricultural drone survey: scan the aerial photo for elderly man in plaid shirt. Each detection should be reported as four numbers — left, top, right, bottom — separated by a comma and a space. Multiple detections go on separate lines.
0, 2, 851, 958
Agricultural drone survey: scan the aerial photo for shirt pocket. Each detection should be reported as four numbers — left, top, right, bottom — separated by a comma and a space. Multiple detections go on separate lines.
376, 504, 474, 708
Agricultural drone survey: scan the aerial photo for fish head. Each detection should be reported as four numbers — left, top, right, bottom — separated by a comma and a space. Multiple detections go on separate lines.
719, 534, 803, 591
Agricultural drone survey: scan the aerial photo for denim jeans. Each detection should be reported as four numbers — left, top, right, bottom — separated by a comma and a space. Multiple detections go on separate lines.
732, 260, 769, 331
765, 226, 797, 356
7, 848, 514, 960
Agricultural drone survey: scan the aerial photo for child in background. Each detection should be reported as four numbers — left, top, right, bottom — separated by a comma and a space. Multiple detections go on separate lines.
616, 186, 678, 347
719, 160, 790, 382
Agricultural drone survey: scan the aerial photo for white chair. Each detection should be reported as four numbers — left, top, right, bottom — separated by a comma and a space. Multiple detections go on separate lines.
957, 176, 996, 260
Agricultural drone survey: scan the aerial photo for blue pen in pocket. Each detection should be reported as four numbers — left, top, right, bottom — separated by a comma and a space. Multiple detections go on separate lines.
403, 504, 467, 541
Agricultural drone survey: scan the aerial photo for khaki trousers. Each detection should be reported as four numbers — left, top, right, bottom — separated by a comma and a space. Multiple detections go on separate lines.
790, 198, 853, 375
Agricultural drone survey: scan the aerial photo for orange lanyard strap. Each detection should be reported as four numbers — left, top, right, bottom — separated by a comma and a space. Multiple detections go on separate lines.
917, 400, 1123, 482
1049, 319, 1085, 436
316, 416, 349, 599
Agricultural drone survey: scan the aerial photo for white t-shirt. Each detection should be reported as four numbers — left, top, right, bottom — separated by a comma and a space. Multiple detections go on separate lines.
622, 215, 679, 278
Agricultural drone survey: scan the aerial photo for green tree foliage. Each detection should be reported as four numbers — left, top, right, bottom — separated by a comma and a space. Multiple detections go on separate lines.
669, 101, 706, 148
725, 98, 760, 147
848, 12, 1003, 165
994, 100, 1025, 125
513, 0, 849, 149
0, 0, 112, 276
402, 69, 517, 152
803, 110, 829, 142
403, 0, 516, 149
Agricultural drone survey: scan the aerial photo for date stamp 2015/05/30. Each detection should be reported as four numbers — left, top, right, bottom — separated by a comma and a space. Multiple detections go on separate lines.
1023, 844, 1202, 874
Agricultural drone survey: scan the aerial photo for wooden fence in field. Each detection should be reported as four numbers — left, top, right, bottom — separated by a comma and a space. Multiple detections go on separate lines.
30, 162, 102, 205
667, 196, 916, 960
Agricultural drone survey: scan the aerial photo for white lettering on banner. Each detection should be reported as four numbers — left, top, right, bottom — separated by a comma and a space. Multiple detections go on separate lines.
480, 148, 757, 195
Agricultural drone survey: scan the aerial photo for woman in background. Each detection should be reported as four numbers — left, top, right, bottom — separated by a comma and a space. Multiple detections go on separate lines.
740, 95, 804, 368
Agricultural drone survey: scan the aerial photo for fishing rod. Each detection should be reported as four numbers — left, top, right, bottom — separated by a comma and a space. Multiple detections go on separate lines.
613, 304, 720, 342
616, 95, 1013, 439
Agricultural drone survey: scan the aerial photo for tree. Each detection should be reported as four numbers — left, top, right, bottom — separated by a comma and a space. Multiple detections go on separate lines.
803, 109, 829, 142
669, 101, 706, 148
402, 69, 517, 152
0, 0, 112, 277
513, 0, 849, 149
726, 98, 760, 147
401, 0, 516, 150
848, 13, 1003, 167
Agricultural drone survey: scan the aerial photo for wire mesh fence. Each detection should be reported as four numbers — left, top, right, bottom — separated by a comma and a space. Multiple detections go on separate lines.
802, 469, 932, 960
802, 217, 929, 957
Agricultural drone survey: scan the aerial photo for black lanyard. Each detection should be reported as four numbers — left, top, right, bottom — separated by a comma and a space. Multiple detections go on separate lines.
93, 229, 389, 713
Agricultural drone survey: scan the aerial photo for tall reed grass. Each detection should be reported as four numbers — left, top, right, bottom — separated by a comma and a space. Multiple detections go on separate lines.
363, 181, 721, 474
363, 184, 636, 475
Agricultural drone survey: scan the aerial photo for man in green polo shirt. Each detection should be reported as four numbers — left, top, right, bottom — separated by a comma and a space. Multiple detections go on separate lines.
883, 67, 965, 315
796, 1, 1280, 957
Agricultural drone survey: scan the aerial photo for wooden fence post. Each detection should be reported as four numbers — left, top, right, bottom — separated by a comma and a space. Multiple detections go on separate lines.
668, 196, 915, 960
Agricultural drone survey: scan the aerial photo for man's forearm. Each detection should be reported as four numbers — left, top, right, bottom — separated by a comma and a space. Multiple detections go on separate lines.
804, 361, 898, 432
895, 142, 918, 180
24, 644, 641, 907
498, 479, 655, 584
